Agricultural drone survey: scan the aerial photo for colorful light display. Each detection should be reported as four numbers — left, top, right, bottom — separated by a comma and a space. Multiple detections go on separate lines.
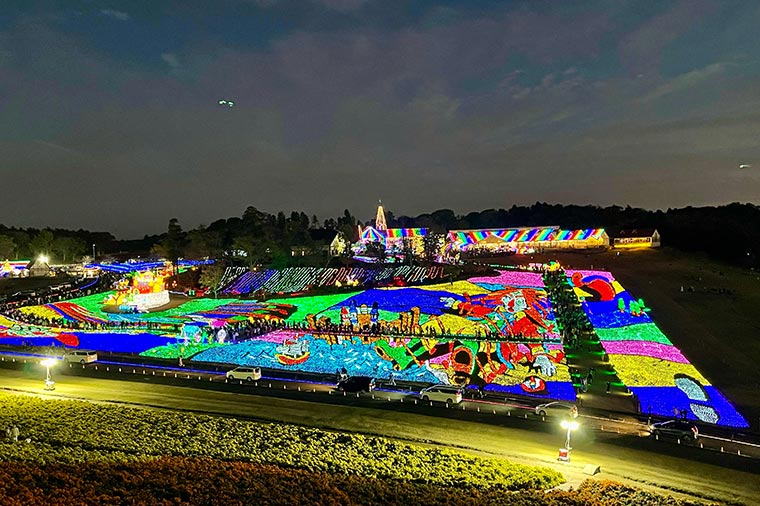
385, 228, 427, 239
357, 226, 428, 250
0, 260, 30, 276
192, 271, 572, 399
448, 227, 556, 248
193, 330, 575, 400
554, 229, 606, 241
359, 226, 385, 244
103, 269, 170, 311
221, 265, 446, 296
86, 259, 213, 274
447, 227, 608, 251
567, 269, 748, 428
4, 265, 746, 427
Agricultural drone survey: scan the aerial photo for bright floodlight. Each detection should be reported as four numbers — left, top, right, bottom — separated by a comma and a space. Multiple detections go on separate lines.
561, 420, 579, 431
42, 358, 58, 391
38, 255, 49, 264
41, 358, 58, 368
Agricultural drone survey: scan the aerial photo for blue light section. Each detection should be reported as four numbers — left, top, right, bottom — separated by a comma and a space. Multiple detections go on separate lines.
631, 386, 749, 428
85, 259, 214, 274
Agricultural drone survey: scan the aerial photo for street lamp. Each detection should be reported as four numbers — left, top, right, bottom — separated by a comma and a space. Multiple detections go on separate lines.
41, 358, 57, 390
92, 244, 96, 263
560, 419, 579, 461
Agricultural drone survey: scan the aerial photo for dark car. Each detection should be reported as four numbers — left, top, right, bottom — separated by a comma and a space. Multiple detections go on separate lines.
337, 376, 375, 393
649, 420, 699, 441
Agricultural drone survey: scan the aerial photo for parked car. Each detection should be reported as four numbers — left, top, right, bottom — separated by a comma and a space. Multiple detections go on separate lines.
226, 366, 262, 382
337, 375, 375, 393
649, 420, 699, 441
534, 401, 577, 417
419, 384, 463, 404
63, 350, 98, 364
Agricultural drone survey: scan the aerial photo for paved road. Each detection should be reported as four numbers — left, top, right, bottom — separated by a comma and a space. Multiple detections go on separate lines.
52, 354, 760, 454
2, 358, 759, 504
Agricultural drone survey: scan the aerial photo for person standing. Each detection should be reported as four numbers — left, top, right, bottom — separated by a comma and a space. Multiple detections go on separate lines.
11, 425, 19, 442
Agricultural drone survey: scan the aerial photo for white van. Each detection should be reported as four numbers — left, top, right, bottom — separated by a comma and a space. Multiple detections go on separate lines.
226, 366, 262, 382
63, 350, 98, 364
419, 385, 463, 404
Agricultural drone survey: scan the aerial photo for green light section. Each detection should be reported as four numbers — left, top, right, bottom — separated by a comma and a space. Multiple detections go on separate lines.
65, 291, 117, 319
141, 342, 223, 359
596, 323, 672, 345
265, 292, 361, 323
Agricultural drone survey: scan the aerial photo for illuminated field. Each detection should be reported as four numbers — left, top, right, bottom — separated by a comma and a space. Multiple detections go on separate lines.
568, 269, 748, 428
190, 270, 573, 399
1, 267, 748, 427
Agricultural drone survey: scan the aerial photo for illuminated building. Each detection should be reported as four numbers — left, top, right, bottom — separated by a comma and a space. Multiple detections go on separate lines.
613, 228, 660, 248
447, 227, 609, 253
357, 202, 428, 252
0, 260, 30, 277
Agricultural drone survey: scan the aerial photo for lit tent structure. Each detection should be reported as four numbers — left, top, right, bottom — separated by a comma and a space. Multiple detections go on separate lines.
447, 227, 609, 252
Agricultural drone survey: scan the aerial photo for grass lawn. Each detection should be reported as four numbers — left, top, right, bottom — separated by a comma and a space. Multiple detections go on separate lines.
1, 369, 756, 504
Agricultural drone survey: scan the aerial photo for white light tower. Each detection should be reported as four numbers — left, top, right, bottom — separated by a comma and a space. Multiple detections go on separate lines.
41, 358, 58, 391
561, 419, 579, 458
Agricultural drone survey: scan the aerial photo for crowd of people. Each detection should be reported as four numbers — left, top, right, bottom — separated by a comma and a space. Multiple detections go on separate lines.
203, 318, 293, 343
542, 267, 595, 350
3, 307, 181, 334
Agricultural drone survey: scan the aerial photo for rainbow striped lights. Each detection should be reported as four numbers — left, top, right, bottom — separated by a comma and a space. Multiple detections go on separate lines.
448, 227, 606, 249
385, 228, 427, 239
554, 228, 605, 241
359, 227, 428, 244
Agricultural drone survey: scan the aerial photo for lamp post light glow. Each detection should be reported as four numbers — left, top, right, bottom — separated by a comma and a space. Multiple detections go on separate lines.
41, 358, 58, 391
559, 419, 579, 462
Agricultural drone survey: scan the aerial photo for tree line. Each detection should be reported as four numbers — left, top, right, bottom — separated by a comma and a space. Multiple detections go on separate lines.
3, 202, 759, 268
0, 226, 114, 264
411, 202, 759, 267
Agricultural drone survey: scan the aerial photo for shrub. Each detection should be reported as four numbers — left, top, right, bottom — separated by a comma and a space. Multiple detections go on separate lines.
0, 459, 713, 506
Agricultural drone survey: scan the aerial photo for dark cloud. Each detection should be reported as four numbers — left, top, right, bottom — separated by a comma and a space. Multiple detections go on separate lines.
1, 1, 759, 237
100, 9, 130, 21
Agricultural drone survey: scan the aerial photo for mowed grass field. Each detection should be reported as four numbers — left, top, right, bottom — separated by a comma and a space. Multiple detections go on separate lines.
504, 247, 760, 430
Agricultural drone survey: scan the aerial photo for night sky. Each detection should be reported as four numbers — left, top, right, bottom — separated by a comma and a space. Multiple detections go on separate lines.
2, 1, 759, 238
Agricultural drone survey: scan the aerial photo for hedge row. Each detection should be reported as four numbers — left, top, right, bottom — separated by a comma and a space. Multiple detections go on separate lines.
0, 458, 711, 506
0, 393, 562, 491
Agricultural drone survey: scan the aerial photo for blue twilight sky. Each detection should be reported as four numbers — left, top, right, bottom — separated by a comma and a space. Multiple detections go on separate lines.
1, 0, 759, 237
